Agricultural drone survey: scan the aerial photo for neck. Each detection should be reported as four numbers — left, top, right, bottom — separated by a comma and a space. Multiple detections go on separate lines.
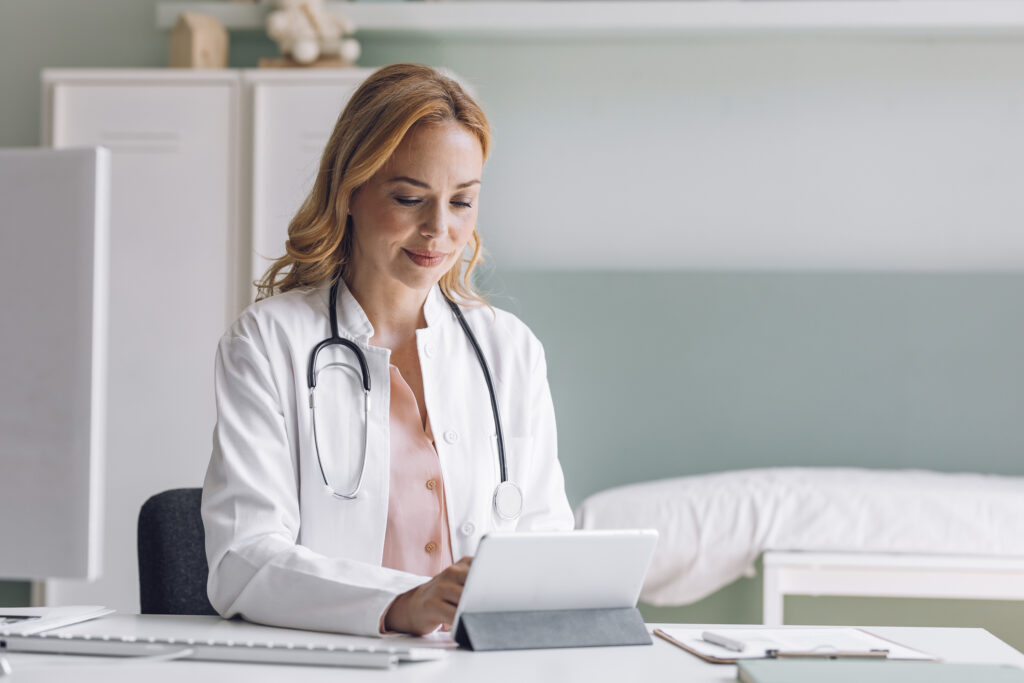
343, 269, 430, 349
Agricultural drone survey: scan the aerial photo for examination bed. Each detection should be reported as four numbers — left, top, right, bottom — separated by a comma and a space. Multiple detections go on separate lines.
575, 468, 1024, 624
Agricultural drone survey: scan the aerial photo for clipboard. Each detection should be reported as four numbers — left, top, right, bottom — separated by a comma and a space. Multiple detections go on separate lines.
653, 627, 937, 664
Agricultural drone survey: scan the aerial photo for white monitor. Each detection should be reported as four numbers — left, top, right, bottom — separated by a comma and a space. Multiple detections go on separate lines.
0, 147, 110, 581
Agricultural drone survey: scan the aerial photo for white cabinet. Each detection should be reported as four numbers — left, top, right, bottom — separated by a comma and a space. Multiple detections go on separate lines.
247, 70, 371, 288
41, 68, 370, 611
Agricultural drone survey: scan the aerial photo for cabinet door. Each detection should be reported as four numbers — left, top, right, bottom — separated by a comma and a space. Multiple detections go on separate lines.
248, 71, 372, 289
45, 73, 242, 611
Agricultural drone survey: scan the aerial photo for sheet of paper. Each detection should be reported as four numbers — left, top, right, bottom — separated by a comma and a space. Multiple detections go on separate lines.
0, 606, 113, 636
659, 627, 936, 661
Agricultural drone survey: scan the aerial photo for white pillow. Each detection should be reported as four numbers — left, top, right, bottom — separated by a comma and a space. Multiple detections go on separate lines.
575, 467, 1024, 605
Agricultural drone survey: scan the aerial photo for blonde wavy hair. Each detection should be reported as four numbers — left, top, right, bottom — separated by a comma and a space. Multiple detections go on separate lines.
256, 63, 491, 303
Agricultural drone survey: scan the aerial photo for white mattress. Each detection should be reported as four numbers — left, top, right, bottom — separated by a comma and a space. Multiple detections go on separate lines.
575, 467, 1024, 606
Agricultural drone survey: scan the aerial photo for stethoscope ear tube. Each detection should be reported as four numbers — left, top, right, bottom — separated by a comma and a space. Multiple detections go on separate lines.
444, 296, 509, 486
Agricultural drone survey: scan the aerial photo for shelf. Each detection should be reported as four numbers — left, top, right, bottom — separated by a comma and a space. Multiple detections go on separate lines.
157, 1, 1024, 37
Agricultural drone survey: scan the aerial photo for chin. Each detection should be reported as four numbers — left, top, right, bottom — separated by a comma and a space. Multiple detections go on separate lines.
396, 260, 456, 291
394, 270, 444, 293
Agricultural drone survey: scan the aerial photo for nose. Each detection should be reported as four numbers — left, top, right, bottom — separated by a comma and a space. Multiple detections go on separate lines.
419, 199, 447, 238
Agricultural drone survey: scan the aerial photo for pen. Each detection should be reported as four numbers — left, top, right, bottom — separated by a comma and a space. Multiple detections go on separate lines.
701, 631, 746, 653
768, 649, 889, 659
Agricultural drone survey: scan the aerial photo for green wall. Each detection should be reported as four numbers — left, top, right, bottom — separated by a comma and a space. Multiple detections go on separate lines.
482, 270, 1024, 504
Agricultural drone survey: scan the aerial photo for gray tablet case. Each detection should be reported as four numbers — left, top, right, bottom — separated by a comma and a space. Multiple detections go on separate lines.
454, 607, 652, 651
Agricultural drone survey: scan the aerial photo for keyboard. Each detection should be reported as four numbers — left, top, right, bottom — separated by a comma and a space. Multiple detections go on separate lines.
0, 629, 449, 670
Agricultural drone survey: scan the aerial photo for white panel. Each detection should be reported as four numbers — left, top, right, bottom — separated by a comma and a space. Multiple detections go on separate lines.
45, 75, 240, 612
776, 566, 1024, 601
0, 147, 109, 581
248, 70, 373, 289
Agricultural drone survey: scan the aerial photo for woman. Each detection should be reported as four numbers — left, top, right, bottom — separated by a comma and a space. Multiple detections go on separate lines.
202, 63, 574, 637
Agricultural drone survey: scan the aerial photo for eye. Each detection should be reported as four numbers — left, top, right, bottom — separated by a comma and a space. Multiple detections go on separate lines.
395, 196, 421, 207
451, 198, 474, 209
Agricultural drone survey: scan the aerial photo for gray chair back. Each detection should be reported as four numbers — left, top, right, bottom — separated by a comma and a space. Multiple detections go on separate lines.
137, 487, 217, 615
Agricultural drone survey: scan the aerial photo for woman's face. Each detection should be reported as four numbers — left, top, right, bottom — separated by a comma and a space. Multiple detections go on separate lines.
347, 120, 484, 296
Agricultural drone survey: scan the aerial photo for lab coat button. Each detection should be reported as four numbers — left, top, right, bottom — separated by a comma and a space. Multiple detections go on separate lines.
422, 342, 434, 359
424, 541, 437, 553
460, 522, 475, 536
443, 430, 459, 444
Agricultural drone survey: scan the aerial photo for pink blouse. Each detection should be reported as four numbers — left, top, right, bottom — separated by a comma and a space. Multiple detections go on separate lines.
381, 364, 454, 577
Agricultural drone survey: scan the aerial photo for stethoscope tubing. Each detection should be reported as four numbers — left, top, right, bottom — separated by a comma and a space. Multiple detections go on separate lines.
307, 279, 510, 497
444, 296, 508, 484
307, 285, 371, 392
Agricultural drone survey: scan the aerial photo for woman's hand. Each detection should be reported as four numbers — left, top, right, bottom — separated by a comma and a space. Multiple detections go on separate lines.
384, 556, 473, 635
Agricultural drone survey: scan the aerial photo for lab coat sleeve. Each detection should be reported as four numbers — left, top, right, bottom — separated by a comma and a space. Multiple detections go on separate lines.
202, 331, 426, 636
516, 341, 575, 532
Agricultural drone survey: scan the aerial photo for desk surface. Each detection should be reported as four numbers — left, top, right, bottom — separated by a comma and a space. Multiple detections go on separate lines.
3, 615, 1024, 682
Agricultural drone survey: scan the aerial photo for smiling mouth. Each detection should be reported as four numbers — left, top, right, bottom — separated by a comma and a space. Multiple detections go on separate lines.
403, 248, 447, 268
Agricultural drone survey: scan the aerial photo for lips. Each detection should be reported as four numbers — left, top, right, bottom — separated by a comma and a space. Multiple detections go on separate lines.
403, 248, 447, 268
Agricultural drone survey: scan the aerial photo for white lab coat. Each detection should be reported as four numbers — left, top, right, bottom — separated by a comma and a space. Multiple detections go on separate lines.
202, 280, 574, 636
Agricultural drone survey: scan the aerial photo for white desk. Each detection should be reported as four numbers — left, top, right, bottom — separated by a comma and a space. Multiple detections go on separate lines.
3, 615, 1023, 682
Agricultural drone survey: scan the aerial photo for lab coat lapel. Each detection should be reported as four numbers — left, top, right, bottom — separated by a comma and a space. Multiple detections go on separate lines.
418, 291, 498, 560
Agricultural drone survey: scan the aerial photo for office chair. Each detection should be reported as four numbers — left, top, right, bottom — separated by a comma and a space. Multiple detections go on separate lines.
137, 487, 218, 615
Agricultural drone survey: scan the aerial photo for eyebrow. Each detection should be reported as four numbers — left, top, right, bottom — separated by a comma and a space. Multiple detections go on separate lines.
387, 176, 480, 190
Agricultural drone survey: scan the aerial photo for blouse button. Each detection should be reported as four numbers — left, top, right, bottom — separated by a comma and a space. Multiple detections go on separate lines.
425, 479, 437, 491
424, 542, 437, 554
443, 430, 459, 444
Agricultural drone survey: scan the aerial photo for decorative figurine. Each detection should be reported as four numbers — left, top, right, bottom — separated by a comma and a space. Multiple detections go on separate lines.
265, 0, 360, 67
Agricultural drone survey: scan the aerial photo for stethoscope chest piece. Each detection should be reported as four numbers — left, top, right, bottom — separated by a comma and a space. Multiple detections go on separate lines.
493, 480, 524, 521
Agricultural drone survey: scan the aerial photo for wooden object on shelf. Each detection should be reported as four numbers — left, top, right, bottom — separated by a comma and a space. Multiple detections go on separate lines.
170, 12, 229, 68
257, 56, 354, 69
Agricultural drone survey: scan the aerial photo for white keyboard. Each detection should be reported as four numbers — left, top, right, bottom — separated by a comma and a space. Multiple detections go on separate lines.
0, 630, 449, 670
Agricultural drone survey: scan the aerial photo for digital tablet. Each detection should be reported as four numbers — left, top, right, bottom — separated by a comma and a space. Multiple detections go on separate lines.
452, 529, 659, 632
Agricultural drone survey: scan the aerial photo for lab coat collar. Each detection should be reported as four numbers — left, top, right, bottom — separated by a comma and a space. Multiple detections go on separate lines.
329, 279, 450, 342
422, 284, 448, 330
331, 279, 374, 341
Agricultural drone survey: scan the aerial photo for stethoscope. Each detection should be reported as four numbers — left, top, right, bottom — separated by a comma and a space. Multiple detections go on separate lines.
307, 279, 524, 521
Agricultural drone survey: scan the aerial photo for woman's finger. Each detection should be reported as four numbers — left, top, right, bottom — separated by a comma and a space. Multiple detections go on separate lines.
442, 562, 471, 585
436, 585, 462, 607
423, 597, 457, 625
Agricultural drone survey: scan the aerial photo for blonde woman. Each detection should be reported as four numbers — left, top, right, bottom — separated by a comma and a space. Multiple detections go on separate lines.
202, 64, 574, 637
